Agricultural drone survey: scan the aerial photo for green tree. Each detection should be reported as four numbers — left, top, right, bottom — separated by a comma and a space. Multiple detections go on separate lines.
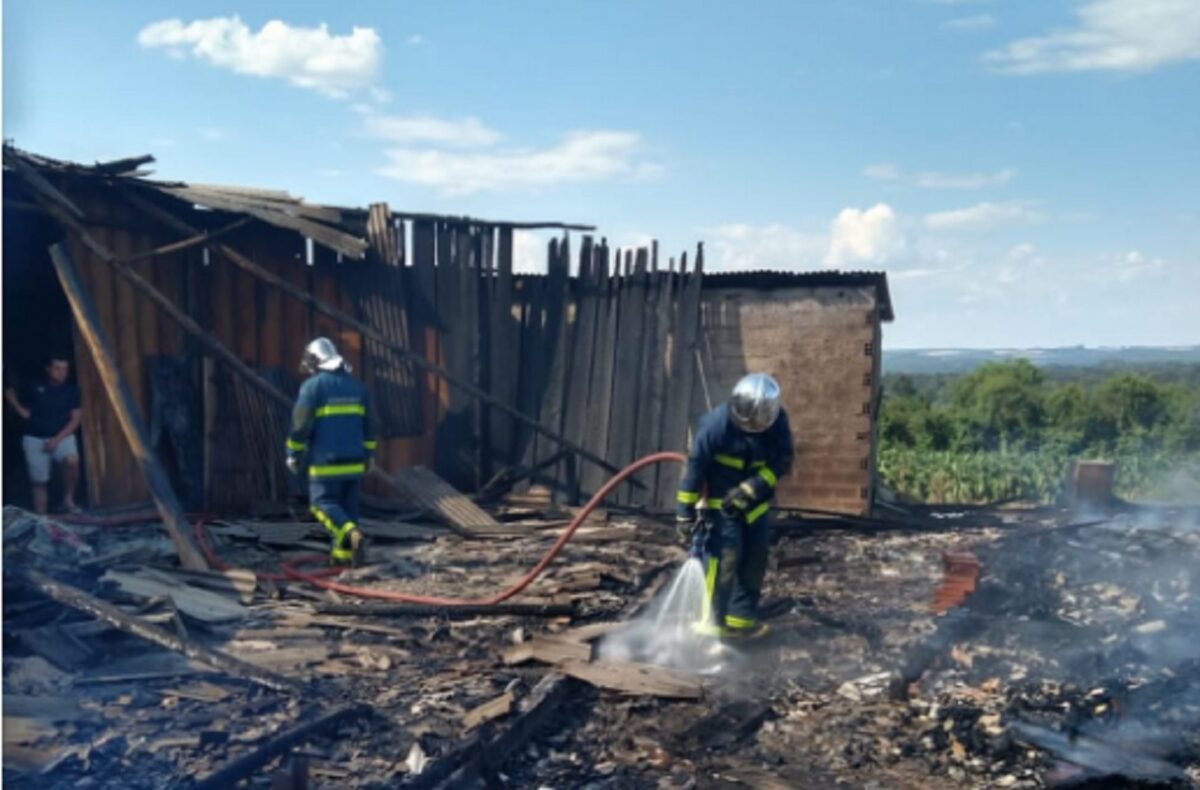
951, 360, 1047, 451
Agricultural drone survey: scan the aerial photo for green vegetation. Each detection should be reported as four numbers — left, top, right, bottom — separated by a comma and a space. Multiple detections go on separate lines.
878, 360, 1200, 503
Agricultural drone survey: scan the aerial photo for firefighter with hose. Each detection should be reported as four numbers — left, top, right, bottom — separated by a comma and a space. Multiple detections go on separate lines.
676, 373, 793, 639
286, 337, 377, 567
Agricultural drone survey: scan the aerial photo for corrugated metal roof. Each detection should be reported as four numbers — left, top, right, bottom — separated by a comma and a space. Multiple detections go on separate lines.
704, 269, 894, 321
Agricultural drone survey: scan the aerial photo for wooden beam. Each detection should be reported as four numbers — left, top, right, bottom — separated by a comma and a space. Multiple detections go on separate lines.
15, 568, 299, 693
47, 244, 208, 570
120, 187, 628, 481
194, 704, 371, 790
122, 217, 251, 263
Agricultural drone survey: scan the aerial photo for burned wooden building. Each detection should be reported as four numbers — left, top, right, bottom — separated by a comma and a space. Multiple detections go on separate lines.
3, 147, 893, 517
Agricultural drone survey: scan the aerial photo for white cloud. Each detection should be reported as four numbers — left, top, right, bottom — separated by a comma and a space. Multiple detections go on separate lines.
200, 127, 232, 142
985, 0, 1200, 74
1112, 250, 1167, 281
866, 163, 1015, 189
706, 223, 826, 272
137, 16, 382, 97
942, 14, 997, 31
364, 115, 502, 148
407, 34, 425, 46
377, 131, 662, 196
923, 200, 1043, 231
825, 203, 907, 267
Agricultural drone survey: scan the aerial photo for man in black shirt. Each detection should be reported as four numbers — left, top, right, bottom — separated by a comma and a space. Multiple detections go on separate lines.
5, 356, 82, 514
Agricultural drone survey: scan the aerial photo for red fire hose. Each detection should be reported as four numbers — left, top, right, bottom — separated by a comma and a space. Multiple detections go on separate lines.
191, 451, 686, 605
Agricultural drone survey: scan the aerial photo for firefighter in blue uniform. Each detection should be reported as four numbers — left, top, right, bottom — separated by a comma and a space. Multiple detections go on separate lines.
676, 373, 793, 639
286, 337, 376, 566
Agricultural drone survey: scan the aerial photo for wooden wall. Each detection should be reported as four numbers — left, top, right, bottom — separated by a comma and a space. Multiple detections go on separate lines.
59, 185, 884, 517
508, 241, 706, 510
65, 189, 433, 510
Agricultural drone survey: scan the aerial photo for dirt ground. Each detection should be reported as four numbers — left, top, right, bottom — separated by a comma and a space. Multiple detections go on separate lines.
4, 502, 1198, 788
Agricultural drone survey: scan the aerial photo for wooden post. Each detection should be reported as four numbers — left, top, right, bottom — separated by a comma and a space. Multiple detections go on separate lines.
48, 243, 208, 571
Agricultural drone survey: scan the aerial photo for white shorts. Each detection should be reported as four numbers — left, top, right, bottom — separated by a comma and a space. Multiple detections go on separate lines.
22, 435, 79, 484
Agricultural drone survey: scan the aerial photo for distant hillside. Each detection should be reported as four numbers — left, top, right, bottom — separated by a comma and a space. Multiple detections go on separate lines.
883, 346, 1200, 375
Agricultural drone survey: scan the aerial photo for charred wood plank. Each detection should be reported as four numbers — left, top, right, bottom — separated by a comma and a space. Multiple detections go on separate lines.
409, 672, 575, 790
386, 466, 502, 535
13, 568, 300, 694
315, 601, 575, 618
193, 704, 371, 790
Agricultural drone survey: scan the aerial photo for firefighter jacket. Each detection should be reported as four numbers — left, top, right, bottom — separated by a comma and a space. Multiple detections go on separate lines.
676, 402, 794, 524
286, 369, 377, 479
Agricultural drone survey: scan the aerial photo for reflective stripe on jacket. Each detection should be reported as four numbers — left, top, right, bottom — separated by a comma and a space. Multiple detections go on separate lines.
676, 402, 793, 522
286, 369, 376, 478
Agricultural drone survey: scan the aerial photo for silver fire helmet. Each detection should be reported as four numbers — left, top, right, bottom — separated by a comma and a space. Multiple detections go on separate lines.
301, 337, 346, 375
729, 373, 781, 434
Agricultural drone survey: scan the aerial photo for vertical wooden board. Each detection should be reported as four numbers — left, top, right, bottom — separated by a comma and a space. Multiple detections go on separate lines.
652, 266, 681, 510
462, 226, 481, 488
281, 251, 312, 385
333, 258, 363, 375
132, 256, 160, 366
607, 250, 648, 504
488, 227, 517, 468
515, 274, 547, 484
109, 226, 149, 503
68, 249, 107, 507
634, 264, 670, 507
256, 237, 284, 370
434, 223, 473, 487
311, 249, 341, 343
354, 257, 421, 437
580, 243, 618, 497
234, 260, 259, 366
559, 236, 597, 503
473, 227, 491, 481
409, 221, 439, 466
210, 254, 237, 356
535, 237, 572, 498
660, 250, 704, 507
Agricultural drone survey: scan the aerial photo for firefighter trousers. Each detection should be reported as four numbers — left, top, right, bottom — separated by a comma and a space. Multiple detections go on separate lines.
309, 476, 362, 559
701, 510, 770, 633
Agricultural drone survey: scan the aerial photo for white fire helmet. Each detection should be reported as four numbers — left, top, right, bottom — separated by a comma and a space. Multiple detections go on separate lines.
301, 337, 346, 374
729, 373, 781, 434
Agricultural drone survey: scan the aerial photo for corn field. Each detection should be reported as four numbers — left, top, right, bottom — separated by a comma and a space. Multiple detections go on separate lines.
878, 446, 1196, 505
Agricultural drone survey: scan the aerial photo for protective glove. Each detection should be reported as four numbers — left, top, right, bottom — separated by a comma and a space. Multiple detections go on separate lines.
674, 503, 697, 544
722, 485, 753, 516
286, 455, 303, 475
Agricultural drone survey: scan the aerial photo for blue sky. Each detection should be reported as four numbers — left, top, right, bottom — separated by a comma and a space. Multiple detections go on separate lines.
5, 0, 1198, 348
